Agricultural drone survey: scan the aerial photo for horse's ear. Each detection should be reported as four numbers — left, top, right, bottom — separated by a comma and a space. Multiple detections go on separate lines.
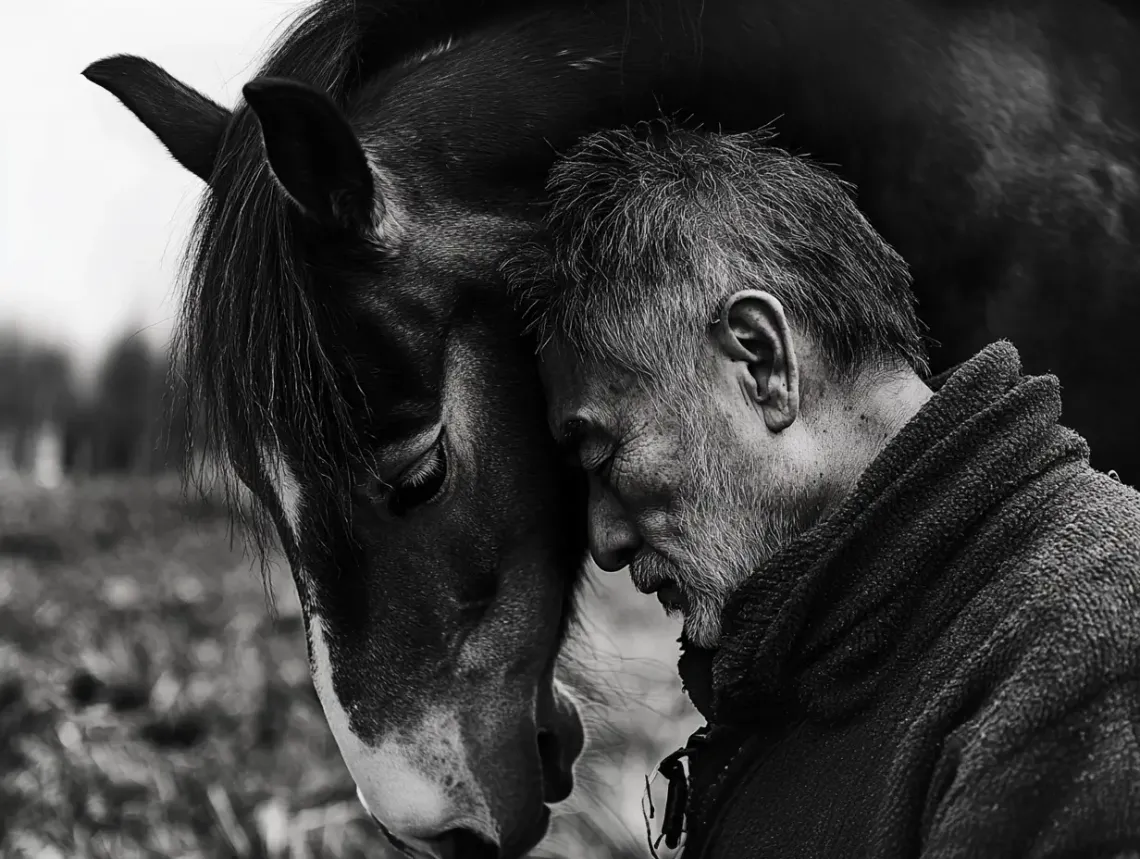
82, 55, 230, 184
242, 77, 376, 231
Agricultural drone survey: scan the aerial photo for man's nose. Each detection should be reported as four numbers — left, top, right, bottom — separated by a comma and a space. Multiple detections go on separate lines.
588, 486, 641, 572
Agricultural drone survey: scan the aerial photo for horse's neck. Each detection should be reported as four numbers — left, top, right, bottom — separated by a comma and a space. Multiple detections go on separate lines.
374, 0, 963, 172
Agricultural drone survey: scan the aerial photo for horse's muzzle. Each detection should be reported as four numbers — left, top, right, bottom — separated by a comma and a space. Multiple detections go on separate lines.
367, 807, 500, 859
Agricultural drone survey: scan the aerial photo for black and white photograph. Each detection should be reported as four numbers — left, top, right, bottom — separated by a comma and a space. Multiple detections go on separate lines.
2, 1, 1139, 857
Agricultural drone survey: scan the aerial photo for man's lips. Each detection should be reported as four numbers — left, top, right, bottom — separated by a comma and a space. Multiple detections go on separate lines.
656, 581, 686, 612
636, 576, 687, 612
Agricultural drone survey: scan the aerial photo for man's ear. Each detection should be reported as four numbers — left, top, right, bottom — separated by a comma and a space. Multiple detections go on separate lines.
713, 290, 800, 432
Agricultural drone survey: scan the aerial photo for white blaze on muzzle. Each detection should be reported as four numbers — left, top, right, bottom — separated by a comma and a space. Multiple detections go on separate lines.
258, 445, 496, 850
307, 617, 495, 850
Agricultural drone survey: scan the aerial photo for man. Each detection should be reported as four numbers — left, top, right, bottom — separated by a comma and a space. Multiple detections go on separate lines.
502, 122, 1140, 857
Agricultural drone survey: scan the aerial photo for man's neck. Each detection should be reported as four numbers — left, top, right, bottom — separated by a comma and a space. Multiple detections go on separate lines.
859, 368, 934, 447
815, 367, 933, 520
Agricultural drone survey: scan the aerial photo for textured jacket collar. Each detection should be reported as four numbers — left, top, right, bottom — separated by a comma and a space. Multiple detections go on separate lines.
679, 341, 1088, 725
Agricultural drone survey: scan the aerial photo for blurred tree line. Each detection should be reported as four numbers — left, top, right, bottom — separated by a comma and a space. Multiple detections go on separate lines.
0, 326, 193, 478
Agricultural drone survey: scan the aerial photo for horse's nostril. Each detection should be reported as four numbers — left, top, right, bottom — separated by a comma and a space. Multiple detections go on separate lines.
365, 808, 498, 859
436, 828, 499, 859
537, 729, 574, 802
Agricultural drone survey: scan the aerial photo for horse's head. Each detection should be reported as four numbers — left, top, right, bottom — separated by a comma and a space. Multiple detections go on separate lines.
83, 54, 587, 859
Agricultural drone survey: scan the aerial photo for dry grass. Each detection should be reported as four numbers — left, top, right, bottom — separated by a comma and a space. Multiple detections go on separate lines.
0, 477, 700, 859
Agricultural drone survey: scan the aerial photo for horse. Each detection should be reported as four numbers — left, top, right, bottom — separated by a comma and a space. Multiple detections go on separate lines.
83, 0, 1140, 855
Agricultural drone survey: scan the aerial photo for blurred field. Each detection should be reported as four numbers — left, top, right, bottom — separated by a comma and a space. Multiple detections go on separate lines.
0, 477, 701, 859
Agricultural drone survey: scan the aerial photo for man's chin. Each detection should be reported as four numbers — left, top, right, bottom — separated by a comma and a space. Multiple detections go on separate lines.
679, 623, 719, 653
677, 599, 724, 651
677, 633, 717, 719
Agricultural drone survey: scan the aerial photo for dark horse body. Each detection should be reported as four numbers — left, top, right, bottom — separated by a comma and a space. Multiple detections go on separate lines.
85, 1, 1140, 856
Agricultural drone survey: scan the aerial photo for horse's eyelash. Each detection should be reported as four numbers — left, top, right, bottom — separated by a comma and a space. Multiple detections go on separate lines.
397, 444, 445, 488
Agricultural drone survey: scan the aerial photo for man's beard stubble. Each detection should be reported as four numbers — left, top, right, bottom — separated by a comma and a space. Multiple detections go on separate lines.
630, 406, 813, 650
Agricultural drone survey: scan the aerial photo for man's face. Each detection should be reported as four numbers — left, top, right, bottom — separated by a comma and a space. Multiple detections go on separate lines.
540, 342, 811, 648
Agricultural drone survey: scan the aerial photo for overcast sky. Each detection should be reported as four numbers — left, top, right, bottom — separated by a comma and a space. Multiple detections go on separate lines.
1, 0, 307, 370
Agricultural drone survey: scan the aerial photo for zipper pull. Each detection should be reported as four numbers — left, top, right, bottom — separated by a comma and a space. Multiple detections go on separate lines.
660, 754, 689, 850
642, 726, 711, 857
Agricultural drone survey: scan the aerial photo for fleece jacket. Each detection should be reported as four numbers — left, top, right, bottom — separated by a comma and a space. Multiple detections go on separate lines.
673, 341, 1140, 859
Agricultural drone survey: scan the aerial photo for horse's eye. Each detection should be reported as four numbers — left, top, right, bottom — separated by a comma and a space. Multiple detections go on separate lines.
386, 433, 448, 517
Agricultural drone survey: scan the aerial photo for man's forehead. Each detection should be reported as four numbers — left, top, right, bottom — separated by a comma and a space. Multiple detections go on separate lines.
538, 344, 629, 432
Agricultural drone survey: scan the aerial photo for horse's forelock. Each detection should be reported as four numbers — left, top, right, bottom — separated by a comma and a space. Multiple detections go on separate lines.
175, 0, 598, 573
174, 2, 377, 561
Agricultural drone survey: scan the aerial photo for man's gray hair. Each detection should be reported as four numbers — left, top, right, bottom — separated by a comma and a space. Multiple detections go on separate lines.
502, 120, 929, 389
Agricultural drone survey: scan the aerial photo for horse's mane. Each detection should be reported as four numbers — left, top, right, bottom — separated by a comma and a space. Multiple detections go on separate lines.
175, 0, 544, 554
